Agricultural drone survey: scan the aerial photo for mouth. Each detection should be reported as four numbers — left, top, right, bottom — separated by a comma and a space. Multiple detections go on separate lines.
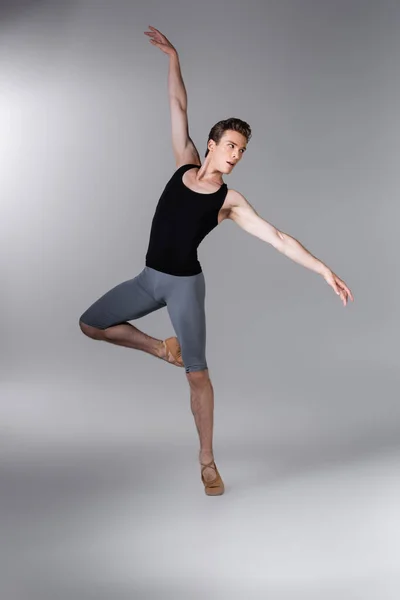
227, 161, 235, 167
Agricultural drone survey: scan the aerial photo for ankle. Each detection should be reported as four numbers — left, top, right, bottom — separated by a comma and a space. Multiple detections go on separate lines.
199, 450, 214, 463
154, 339, 165, 358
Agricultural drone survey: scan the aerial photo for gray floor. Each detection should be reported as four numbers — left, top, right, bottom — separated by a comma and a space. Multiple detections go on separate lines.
2, 359, 399, 600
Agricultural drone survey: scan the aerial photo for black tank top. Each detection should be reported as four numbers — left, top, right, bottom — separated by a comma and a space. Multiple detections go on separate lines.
145, 164, 228, 276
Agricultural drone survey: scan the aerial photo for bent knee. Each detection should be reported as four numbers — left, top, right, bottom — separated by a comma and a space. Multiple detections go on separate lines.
79, 319, 103, 339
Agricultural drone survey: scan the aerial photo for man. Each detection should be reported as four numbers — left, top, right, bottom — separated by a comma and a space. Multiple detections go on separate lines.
79, 26, 354, 496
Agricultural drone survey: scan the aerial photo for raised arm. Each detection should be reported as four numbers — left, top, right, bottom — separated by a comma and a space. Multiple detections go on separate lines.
226, 189, 354, 306
144, 25, 200, 168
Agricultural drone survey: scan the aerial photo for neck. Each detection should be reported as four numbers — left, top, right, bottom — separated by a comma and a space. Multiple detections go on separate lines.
197, 160, 224, 185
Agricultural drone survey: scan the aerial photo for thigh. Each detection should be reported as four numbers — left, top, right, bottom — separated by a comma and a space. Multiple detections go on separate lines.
166, 273, 207, 373
79, 269, 165, 329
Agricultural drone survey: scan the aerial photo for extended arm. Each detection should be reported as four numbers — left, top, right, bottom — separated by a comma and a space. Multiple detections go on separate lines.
227, 190, 354, 305
144, 25, 200, 167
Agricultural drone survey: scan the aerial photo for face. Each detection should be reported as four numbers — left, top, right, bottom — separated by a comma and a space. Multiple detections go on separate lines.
208, 130, 248, 173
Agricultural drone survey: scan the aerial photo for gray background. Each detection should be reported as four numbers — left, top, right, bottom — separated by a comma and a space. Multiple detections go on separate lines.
1, 1, 399, 598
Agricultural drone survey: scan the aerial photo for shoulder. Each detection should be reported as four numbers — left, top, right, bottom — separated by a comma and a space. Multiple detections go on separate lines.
171, 163, 200, 185
222, 188, 248, 211
219, 188, 248, 223
174, 160, 201, 172
176, 156, 201, 171
168, 163, 199, 183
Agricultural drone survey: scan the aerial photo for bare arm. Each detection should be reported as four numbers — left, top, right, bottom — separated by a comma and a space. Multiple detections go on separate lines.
144, 26, 200, 167
168, 53, 201, 166
227, 190, 354, 305
168, 51, 187, 109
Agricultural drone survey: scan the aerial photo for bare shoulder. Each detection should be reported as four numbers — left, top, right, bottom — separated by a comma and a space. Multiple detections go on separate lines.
218, 188, 247, 223
225, 189, 248, 207
220, 188, 248, 213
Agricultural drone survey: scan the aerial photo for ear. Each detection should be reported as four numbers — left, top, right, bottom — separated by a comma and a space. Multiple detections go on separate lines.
207, 139, 215, 152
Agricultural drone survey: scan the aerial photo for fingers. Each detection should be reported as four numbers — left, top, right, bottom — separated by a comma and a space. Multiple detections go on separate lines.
144, 30, 162, 49
331, 278, 352, 306
337, 279, 354, 302
329, 271, 354, 304
144, 28, 159, 41
343, 284, 354, 301
339, 285, 348, 305
144, 31, 159, 42
145, 25, 165, 42
148, 26, 164, 38
335, 285, 346, 305
144, 26, 175, 55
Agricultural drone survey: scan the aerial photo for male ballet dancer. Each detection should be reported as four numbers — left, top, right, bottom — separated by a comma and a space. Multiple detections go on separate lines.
79, 26, 354, 496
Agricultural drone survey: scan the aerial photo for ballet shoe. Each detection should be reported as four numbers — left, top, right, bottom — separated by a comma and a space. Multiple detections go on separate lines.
201, 460, 225, 496
163, 337, 184, 367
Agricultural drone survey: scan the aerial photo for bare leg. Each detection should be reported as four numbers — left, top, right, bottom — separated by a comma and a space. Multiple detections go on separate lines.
79, 320, 179, 364
186, 369, 217, 482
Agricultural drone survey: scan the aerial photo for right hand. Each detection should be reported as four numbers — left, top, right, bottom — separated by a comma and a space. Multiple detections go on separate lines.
144, 25, 176, 56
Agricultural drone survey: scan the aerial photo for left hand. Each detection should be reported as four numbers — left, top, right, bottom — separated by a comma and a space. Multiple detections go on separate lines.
322, 269, 354, 306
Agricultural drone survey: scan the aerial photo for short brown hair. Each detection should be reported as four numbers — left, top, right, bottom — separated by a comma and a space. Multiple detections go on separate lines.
205, 117, 252, 157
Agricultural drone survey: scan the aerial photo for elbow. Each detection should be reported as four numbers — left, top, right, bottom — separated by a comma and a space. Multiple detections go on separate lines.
273, 230, 286, 252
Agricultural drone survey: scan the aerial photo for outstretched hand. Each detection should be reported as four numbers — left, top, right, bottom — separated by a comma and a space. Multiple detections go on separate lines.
322, 269, 354, 306
144, 25, 176, 56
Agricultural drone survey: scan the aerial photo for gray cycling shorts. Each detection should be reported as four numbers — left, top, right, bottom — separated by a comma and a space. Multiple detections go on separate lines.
79, 266, 207, 373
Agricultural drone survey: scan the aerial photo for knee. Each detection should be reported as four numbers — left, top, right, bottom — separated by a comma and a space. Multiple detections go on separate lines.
186, 369, 211, 391
79, 319, 102, 339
